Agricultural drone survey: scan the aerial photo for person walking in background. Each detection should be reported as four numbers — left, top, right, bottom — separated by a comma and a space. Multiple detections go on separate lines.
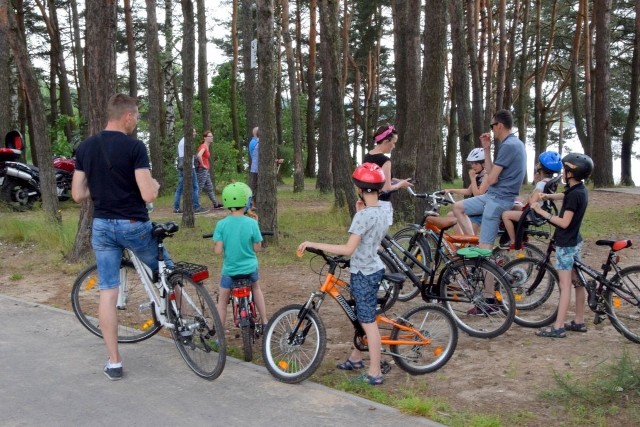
248, 127, 260, 198
196, 130, 223, 209
363, 124, 413, 226
173, 128, 207, 214
71, 93, 173, 380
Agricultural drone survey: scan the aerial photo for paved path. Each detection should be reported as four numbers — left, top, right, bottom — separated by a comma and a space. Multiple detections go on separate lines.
0, 295, 443, 427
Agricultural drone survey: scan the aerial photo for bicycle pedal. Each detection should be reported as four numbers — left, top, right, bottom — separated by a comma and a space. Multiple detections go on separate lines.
380, 361, 392, 375
593, 313, 606, 325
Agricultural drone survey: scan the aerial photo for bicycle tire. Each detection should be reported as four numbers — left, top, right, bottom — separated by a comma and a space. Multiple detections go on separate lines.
262, 304, 326, 384
388, 231, 431, 302
439, 258, 515, 338
390, 304, 458, 374
503, 257, 559, 328
493, 242, 545, 268
606, 265, 640, 344
71, 261, 161, 343
169, 273, 226, 380
240, 325, 253, 362
377, 273, 400, 313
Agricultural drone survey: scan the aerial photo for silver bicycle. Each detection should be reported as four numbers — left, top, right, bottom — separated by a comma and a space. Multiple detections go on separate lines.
71, 221, 226, 380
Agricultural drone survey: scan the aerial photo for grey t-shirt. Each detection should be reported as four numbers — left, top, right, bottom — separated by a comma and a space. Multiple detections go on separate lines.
348, 206, 388, 275
487, 133, 527, 199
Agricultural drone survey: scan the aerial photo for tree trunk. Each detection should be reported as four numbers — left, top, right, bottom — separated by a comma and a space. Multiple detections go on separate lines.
517, 0, 530, 146
318, 0, 356, 216
69, 0, 118, 262
592, 0, 614, 187
280, 0, 304, 192
123, 0, 137, 138
570, 0, 587, 150
0, 26, 10, 136
146, 0, 167, 194
256, 0, 279, 239
242, 0, 258, 139
465, 0, 483, 140
231, 0, 242, 172
295, 0, 305, 91
305, 0, 318, 178
316, 0, 333, 192
448, 0, 474, 187
619, 0, 640, 186
180, 0, 196, 227
70, 0, 89, 138
495, 0, 507, 112
582, 0, 594, 156
417, 0, 447, 221
391, 0, 421, 223
197, 0, 211, 131
503, 0, 520, 109
164, 0, 178, 145
0, 0, 60, 223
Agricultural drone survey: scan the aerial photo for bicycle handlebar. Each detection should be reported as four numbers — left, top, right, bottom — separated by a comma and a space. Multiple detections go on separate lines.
406, 187, 455, 205
302, 247, 349, 265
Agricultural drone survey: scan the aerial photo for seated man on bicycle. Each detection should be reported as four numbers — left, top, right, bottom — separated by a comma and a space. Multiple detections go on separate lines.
213, 182, 268, 334
530, 153, 593, 338
72, 93, 172, 381
297, 163, 388, 385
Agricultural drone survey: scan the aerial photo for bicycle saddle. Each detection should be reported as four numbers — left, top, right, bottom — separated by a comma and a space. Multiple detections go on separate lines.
596, 239, 632, 251
152, 221, 179, 238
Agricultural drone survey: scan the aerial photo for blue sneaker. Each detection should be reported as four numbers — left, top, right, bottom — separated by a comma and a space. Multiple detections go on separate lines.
104, 364, 123, 381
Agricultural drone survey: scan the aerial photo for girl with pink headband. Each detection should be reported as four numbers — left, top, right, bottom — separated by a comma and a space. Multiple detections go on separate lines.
363, 124, 413, 225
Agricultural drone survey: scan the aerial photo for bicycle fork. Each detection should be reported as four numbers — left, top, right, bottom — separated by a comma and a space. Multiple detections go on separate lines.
288, 292, 326, 344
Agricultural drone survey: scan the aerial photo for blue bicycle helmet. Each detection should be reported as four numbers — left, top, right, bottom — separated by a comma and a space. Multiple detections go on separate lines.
538, 151, 562, 173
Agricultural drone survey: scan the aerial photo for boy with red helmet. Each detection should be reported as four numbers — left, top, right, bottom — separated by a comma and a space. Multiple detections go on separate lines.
297, 163, 388, 385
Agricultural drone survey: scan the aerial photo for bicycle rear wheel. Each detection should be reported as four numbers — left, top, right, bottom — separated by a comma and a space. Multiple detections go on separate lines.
390, 304, 458, 374
439, 258, 515, 338
606, 265, 640, 344
169, 274, 226, 380
391, 229, 432, 302
262, 304, 326, 384
71, 261, 161, 343
493, 242, 545, 268
503, 257, 559, 328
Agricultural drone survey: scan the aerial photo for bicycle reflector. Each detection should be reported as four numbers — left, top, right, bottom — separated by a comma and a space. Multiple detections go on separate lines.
172, 262, 209, 283
231, 287, 251, 298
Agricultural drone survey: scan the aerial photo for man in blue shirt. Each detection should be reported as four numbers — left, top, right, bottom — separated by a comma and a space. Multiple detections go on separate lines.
452, 109, 526, 315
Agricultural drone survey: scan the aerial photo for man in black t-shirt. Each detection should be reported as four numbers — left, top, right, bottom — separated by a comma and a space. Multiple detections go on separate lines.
72, 93, 170, 381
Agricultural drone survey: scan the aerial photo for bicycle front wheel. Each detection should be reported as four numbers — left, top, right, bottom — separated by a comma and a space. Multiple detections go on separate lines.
439, 258, 515, 338
71, 261, 161, 343
390, 304, 458, 374
262, 304, 326, 384
606, 265, 640, 344
169, 274, 226, 380
503, 257, 559, 328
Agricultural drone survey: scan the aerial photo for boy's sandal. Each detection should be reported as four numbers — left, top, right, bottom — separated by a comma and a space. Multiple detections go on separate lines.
336, 358, 364, 370
535, 327, 566, 338
350, 372, 384, 385
564, 321, 587, 332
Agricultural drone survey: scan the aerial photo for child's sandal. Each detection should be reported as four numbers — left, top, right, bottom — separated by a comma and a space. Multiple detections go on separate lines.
336, 358, 364, 370
535, 327, 566, 338
564, 321, 588, 332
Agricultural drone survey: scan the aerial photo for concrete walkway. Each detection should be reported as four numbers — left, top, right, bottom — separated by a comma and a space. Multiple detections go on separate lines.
0, 295, 444, 427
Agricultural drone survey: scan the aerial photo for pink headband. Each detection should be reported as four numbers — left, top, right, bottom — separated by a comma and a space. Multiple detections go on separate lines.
374, 125, 396, 143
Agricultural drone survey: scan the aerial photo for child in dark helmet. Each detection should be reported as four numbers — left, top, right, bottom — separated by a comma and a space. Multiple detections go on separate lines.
530, 152, 593, 338
501, 151, 563, 248
297, 163, 388, 385
213, 182, 268, 333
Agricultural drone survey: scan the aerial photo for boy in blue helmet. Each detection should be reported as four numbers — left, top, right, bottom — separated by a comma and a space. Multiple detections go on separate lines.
501, 151, 563, 248
531, 152, 593, 338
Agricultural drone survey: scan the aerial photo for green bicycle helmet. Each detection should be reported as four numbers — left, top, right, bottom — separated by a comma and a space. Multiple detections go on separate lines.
222, 182, 252, 209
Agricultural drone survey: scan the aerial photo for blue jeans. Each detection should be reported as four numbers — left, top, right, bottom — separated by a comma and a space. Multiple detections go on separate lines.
463, 194, 515, 245
173, 167, 201, 210
91, 219, 173, 290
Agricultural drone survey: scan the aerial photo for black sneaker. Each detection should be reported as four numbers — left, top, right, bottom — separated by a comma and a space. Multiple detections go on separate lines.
173, 208, 183, 214
194, 207, 209, 215
213, 203, 225, 210
104, 364, 123, 381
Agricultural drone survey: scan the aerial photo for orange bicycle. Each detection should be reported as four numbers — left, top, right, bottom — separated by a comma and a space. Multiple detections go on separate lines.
262, 247, 458, 384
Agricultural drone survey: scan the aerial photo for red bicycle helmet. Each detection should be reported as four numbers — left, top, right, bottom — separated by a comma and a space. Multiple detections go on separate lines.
352, 163, 385, 192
